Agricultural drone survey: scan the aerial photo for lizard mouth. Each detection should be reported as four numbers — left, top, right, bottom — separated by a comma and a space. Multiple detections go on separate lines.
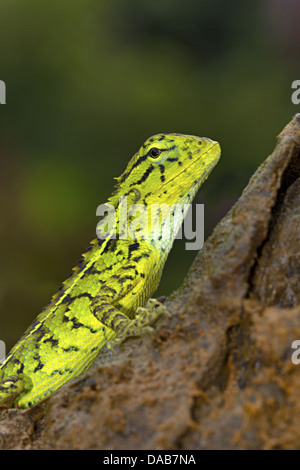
161, 142, 220, 189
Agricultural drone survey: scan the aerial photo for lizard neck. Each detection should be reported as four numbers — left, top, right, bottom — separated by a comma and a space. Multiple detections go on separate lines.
119, 195, 193, 258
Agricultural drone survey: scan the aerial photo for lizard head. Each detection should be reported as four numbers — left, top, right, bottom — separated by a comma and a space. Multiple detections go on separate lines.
113, 133, 221, 207
106, 133, 220, 248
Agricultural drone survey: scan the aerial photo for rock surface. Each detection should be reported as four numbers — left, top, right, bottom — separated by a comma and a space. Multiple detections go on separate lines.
1, 115, 300, 450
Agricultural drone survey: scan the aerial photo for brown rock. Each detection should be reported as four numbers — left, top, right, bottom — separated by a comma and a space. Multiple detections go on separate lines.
1, 115, 300, 449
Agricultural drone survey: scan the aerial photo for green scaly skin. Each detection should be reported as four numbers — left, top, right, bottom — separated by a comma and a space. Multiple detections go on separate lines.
0, 133, 220, 408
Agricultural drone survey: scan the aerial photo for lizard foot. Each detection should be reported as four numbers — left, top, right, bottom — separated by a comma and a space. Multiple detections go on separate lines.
107, 298, 170, 349
0, 375, 24, 408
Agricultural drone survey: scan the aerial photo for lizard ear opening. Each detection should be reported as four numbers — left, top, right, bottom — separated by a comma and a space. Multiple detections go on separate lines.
128, 188, 141, 203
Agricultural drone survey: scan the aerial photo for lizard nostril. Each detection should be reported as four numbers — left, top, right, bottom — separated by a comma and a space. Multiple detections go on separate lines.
198, 141, 202, 145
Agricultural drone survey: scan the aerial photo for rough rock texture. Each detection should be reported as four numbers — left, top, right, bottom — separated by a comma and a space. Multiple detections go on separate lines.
1, 115, 300, 450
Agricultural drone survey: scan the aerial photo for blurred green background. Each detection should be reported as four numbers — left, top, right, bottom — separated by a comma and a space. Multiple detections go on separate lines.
0, 0, 299, 350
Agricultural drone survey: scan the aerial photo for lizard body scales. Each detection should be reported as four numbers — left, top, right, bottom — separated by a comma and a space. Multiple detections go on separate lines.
0, 133, 220, 408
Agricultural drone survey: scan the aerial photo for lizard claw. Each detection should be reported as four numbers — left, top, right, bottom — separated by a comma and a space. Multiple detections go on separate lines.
106, 299, 171, 350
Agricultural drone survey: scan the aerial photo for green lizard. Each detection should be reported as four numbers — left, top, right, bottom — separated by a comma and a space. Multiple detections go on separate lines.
0, 133, 220, 408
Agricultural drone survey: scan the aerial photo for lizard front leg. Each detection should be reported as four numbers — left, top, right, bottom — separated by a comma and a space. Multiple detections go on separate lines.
91, 296, 167, 348
91, 261, 169, 347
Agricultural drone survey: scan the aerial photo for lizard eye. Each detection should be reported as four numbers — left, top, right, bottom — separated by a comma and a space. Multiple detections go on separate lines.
149, 147, 161, 158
